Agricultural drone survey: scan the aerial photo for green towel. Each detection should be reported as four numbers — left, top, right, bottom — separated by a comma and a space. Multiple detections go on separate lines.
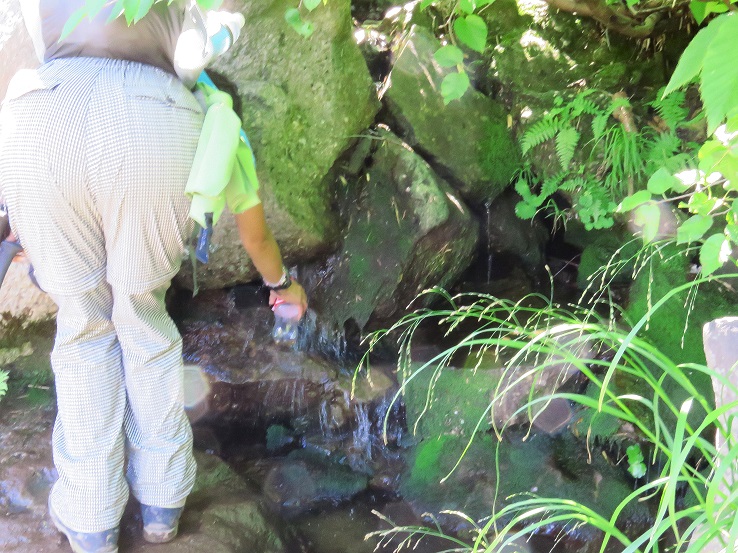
186, 83, 260, 228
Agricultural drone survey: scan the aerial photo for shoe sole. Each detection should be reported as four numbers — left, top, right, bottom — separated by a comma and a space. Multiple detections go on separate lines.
49, 503, 118, 553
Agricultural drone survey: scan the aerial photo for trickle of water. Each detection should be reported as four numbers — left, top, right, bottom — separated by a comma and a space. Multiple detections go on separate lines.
352, 403, 371, 461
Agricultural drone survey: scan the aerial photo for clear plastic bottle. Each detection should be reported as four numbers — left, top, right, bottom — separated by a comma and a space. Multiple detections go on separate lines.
272, 299, 301, 346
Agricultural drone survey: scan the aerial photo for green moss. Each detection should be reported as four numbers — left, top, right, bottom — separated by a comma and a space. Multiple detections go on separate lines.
626, 244, 737, 366
479, 120, 521, 189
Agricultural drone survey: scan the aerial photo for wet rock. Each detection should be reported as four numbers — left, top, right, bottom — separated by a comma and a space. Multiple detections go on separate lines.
382, 25, 519, 206
482, 189, 549, 283
402, 341, 589, 440
0, 389, 287, 553
262, 450, 369, 516
304, 130, 478, 334
178, 290, 397, 436
400, 432, 656, 552
175, 0, 380, 291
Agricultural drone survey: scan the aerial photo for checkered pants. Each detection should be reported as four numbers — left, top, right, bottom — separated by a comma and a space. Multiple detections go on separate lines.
0, 57, 203, 533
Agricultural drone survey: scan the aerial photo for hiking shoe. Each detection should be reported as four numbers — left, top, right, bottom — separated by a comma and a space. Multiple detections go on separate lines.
48, 499, 119, 553
141, 505, 183, 544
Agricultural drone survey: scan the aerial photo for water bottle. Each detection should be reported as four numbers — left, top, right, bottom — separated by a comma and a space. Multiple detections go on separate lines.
272, 298, 301, 346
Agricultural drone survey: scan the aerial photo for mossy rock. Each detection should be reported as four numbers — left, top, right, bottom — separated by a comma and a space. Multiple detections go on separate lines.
625, 244, 738, 366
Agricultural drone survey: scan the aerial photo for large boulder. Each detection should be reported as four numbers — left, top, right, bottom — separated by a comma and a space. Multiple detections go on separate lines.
0, 262, 57, 330
175, 0, 381, 290
0, 0, 39, 101
382, 25, 520, 206
303, 130, 478, 334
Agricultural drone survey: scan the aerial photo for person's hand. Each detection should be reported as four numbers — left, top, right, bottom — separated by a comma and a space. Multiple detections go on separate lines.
269, 281, 308, 319
6, 231, 24, 262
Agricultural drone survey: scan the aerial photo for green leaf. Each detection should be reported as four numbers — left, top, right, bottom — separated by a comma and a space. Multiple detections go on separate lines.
60, 7, 88, 40
626, 445, 647, 479
677, 214, 714, 244
133, 0, 156, 23
434, 45, 464, 67
700, 232, 732, 275
662, 15, 730, 98
440, 71, 470, 104
690, 0, 727, 24
304, 0, 321, 11
617, 190, 652, 212
647, 167, 679, 195
285, 8, 314, 37
687, 191, 718, 216
515, 201, 537, 219
196, 0, 224, 9
454, 15, 488, 53
633, 202, 661, 243
419, 0, 435, 9
700, 14, 738, 133
726, 221, 738, 245
460, 0, 476, 13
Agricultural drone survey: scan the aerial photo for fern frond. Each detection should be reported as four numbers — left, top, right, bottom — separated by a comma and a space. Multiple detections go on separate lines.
556, 126, 580, 170
521, 119, 561, 156
644, 131, 682, 166
539, 171, 568, 199
571, 96, 601, 118
592, 113, 611, 143
650, 89, 688, 131
559, 176, 587, 193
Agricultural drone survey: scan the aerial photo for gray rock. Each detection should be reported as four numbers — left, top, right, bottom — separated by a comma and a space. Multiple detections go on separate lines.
305, 130, 478, 332
175, 0, 380, 290
383, 26, 519, 206
0, 0, 39, 101
698, 317, 738, 553
0, 261, 57, 328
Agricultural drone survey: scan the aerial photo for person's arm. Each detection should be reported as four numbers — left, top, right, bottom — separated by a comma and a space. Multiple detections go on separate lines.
234, 204, 308, 316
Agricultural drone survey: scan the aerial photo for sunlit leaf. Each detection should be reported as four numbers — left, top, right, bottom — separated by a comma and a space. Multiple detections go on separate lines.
677, 214, 713, 244
700, 14, 738, 133
700, 232, 732, 275
647, 167, 680, 195
662, 15, 729, 98
196, 0, 224, 9
617, 190, 652, 212
453, 15, 488, 53
440, 71, 470, 104
133, 0, 156, 23
687, 191, 718, 216
460, 0, 476, 13
434, 45, 464, 67
633, 202, 661, 243
690, 0, 727, 24
304, 0, 322, 11
726, 222, 738, 245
